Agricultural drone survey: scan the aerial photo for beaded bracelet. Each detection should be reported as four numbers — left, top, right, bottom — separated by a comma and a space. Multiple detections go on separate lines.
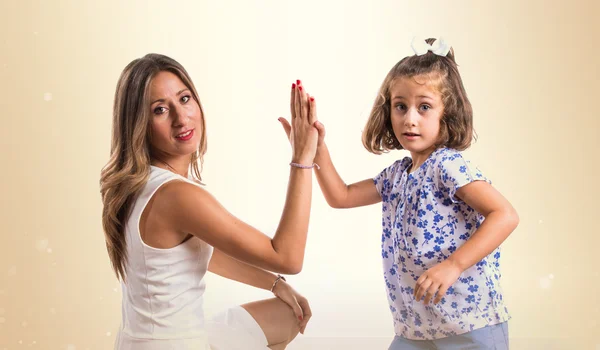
270, 274, 286, 293
290, 162, 321, 170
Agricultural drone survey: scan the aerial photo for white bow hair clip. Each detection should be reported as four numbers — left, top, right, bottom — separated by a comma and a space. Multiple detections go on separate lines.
411, 37, 451, 56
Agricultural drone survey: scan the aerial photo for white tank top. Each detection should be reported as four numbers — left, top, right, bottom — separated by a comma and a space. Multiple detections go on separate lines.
115, 166, 213, 350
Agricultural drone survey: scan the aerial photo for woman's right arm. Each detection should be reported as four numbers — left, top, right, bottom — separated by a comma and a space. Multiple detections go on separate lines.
157, 82, 318, 275
158, 168, 311, 275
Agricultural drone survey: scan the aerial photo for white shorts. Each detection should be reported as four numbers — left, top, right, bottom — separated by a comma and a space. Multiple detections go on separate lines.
114, 306, 268, 350
207, 305, 269, 350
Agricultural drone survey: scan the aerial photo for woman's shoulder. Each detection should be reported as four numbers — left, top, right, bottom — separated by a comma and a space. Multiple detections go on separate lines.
153, 168, 203, 192
147, 167, 207, 206
149, 166, 203, 186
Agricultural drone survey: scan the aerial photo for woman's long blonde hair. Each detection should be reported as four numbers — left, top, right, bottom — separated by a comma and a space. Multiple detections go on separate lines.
100, 54, 207, 281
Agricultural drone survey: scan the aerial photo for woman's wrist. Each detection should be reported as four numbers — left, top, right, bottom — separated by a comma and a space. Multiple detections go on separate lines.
290, 162, 320, 170
270, 274, 287, 294
290, 155, 314, 166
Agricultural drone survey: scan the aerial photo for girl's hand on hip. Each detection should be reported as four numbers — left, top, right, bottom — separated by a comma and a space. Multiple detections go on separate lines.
414, 259, 463, 305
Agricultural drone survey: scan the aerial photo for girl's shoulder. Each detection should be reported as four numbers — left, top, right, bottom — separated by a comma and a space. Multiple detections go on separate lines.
432, 147, 463, 163
383, 156, 413, 177
427, 147, 469, 172
429, 147, 491, 187
374, 156, 412, 190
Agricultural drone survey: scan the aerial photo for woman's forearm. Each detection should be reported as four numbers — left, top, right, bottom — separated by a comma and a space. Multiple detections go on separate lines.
208, 248, 278, 290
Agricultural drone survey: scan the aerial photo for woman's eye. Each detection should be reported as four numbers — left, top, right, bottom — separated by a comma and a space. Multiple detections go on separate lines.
181, 95, 191, 103
154, 106, 167, 114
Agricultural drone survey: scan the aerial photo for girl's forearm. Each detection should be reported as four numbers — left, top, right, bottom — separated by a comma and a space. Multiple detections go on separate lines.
313, 144, 349, 208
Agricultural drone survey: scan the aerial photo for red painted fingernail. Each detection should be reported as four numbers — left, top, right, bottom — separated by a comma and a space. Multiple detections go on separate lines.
299, 86, 303, 91
297, 79, 301, 85
310, 97, 314, 101
292, 83, 296, 89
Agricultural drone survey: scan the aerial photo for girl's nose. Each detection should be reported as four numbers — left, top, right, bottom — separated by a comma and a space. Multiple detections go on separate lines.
404, 107, 418, 126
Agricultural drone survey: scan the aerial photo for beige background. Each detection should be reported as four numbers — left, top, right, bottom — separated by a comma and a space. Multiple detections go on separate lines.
0, 0, 598, 349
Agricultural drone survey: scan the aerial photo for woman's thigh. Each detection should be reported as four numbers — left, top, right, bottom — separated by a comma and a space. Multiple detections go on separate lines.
241, 297, 300, 347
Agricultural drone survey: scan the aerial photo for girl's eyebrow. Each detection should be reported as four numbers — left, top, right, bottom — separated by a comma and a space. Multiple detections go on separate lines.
392, 95, 434, 101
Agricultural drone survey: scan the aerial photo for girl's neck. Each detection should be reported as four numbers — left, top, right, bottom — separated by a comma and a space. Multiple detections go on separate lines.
408, 146, 437, 173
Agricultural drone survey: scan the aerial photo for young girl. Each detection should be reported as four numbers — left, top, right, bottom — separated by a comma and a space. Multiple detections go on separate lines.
279, 38, 519, 349
101, 54, 319, 350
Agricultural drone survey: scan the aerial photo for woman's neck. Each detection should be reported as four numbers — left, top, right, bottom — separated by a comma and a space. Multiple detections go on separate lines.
152, 156, 190, 178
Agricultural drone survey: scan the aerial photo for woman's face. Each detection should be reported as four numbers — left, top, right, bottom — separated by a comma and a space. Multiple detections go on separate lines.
147, 71, 203, 161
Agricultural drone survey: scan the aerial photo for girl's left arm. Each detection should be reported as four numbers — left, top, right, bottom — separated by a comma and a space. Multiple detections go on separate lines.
414, 180, 519, 304
447, 181, 519, 271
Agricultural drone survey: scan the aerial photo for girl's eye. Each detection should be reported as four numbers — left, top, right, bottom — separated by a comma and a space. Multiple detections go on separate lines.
395, 104, 406, 111
181, 95, 191, 103
154, 106, 167, 115
420, 105, 431, 111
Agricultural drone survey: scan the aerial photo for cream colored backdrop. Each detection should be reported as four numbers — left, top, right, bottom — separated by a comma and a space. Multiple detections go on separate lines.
0, 0, 598, 349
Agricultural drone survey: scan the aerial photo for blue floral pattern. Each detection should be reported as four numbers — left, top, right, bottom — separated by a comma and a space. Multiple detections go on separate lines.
373, 147, 510, 340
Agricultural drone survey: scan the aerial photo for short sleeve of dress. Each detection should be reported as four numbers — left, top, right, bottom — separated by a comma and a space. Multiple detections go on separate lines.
373, 159, 405, 203
437, 151, 491, 203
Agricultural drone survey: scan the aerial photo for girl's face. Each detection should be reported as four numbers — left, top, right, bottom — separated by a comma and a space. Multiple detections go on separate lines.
389, 75, 444, 156
147, 71, 203, 162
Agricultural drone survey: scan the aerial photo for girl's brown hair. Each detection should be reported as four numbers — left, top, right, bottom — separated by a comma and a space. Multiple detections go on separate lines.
362, 38, 475, 154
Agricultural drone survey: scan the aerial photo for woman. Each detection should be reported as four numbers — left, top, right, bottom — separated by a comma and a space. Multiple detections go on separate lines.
100, 53, 319, 349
